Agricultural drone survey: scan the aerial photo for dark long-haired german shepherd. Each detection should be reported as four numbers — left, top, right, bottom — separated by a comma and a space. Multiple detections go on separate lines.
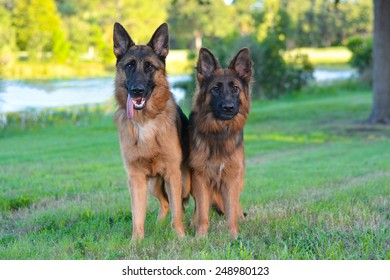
113, 22, 191, 241
189, 47, 252, 239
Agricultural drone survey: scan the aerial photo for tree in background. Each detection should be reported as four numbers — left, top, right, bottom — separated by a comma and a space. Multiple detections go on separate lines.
12, 0, 68, 61
0, 5, 15, 67
1, 0, 380, 101
57, 0, 170, 64
369, 0, 390, 124
248, 0, 313, 98
283, 0, 372, 48
168, 0, 236, 50
2, 0, 374, 65
98, 0, 171, 64
176, 0, 313, 100
97, 0, 170, 43
56, 0, 99, 62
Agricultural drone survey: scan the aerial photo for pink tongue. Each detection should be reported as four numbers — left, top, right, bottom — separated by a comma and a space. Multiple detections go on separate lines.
126, 94, 134, 119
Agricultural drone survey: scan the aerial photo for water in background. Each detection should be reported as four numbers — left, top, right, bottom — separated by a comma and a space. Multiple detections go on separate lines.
313, 69, 356, 81
0, 69, 353, 114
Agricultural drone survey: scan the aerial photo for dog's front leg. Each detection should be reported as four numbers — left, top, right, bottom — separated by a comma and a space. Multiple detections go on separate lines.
128, 172, 147, 241
221, 178, 242, 240
192, 171, 210, 237
164, 171, 185, 238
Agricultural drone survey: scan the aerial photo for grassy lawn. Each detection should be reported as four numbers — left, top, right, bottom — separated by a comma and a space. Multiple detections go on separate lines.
0, 88, 389, 260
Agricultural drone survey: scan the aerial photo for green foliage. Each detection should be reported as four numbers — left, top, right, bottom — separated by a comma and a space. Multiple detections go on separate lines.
0, 61, 110, 79
12, 0, 66, 61
51, 29, 71, 63
256, 0, 288, 46
346, 37, 373, 74
1, 105, 107, 134
0, 5, 15, 71
181, 0, 314, 99
200, 34, 314, 99
110, 0, 170, 44
249, 35, 313, 99
63, 17, 93, 61
282, 0, 373, 48
168, 0, 236, 49
345, 36, 372, 84
0, 0, 375, 78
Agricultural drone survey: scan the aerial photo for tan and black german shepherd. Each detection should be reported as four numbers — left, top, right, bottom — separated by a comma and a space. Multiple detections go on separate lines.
189, 47, 252, 239
113, 22, 191, 241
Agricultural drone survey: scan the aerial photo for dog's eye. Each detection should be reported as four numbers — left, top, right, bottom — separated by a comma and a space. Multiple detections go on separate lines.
232, 85, 240, 94
211, 83, 222, 94
145, 62, 155, 72
125, 61, 135, 70
211, 86, 219, 93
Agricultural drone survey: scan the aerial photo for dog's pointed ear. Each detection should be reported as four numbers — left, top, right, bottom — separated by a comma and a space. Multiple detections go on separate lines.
197, 48, 220, 78
229, 48, 252, 82
147, 23, 169, 60
113, 22, 135, 60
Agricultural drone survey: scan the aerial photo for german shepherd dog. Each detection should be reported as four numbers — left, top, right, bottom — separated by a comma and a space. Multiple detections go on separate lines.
189, 47, 252, 239
113, 22, 191, 241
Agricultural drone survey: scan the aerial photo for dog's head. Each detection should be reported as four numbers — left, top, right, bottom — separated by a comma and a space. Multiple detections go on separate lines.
196, 48, 252, 121
113, 22, 169, 117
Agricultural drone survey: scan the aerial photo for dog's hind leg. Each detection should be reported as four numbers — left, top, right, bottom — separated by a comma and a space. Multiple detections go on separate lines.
211, 191, 225, 215
148, 176, 169, 221
211, 191, 246, 219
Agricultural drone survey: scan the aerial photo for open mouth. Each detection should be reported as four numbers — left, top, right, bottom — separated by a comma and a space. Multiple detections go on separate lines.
131, 97, 147, 110
126, 94, 148, 119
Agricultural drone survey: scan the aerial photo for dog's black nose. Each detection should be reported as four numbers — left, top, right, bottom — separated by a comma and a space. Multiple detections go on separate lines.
222, 104, 234, 113
130, 85, 145, 95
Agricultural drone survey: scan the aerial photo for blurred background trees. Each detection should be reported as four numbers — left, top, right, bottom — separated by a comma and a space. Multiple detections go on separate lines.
0, 0, 375, 99
0, 0, 373, 61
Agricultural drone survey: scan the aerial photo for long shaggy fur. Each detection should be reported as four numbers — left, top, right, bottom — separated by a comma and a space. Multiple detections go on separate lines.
189, 47, 252, 239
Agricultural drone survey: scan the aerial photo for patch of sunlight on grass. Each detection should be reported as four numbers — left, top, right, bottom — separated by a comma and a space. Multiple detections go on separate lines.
284, 46, 352, 65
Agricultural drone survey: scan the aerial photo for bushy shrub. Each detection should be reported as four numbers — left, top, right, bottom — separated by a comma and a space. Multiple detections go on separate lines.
346, 37, 372, 84
174, 35, 313, 102
0, 105, 108, 133
237, 35, 313, 99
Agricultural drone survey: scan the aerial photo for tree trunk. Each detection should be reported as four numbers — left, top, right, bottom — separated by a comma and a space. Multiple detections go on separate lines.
194, 30, 202, 51
369, 0, 390, 124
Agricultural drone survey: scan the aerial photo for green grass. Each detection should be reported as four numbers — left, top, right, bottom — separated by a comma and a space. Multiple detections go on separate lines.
0, 88, 389, 259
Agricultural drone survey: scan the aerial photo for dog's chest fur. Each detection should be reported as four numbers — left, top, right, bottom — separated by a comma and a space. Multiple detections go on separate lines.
115, 101, 181, 177
190, 128, 245, 188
